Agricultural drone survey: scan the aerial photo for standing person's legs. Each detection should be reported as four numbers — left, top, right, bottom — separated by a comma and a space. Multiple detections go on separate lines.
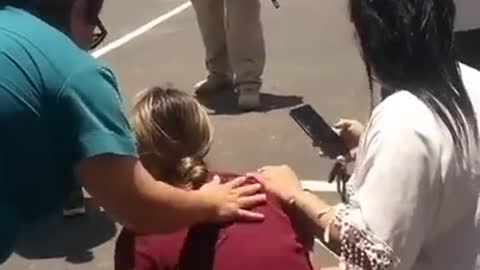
191, 0, 234, 95
226, 0, 265, 110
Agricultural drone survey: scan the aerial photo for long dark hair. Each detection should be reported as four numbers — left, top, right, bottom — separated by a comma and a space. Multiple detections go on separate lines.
350, 0, 478, 155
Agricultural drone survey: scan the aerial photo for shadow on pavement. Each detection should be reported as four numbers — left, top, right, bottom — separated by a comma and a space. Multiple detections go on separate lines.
14, 203, 117, 264
456, 28, 480, 70
196, 90, 303, 115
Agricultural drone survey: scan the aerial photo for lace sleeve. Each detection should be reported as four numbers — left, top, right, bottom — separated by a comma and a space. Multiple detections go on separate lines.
325, 205, 400, 270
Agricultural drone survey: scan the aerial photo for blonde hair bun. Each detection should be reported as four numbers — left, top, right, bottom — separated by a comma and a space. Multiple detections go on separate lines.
177, 156, 209, 189
132, 86, 213, 187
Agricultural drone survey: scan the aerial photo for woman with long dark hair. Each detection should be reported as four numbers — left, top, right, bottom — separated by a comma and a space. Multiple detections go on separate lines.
257, 0, 480, 269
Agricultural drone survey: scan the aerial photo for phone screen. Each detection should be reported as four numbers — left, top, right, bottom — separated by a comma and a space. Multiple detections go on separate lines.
290, 105, 349, 158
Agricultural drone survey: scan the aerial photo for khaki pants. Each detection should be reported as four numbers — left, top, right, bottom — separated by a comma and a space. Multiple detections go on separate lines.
191, 0, 265, 90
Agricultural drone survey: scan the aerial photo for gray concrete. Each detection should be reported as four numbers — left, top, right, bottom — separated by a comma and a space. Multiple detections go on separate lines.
2, 0, 371, 269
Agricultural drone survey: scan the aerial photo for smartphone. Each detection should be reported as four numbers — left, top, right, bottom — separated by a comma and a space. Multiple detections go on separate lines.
289, 105, 349, 158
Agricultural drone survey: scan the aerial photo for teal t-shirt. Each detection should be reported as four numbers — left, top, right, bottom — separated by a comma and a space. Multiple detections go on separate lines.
0, 7, 137, 262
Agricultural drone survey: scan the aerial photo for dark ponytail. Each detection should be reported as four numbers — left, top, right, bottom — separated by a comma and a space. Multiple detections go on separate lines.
350, 0, 478, 156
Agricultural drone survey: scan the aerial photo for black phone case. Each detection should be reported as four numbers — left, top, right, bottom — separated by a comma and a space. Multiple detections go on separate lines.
290, 105, 349, 158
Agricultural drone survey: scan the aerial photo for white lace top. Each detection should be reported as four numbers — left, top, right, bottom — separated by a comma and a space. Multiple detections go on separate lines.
327, 64, 480, 270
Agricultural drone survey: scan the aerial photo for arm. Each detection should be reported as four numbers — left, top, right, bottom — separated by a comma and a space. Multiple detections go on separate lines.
259, 114, 437, 270
60, 66, 265, 233
288, 191, 340, 254
79, 157, 265, 233
77, 156, 216, 233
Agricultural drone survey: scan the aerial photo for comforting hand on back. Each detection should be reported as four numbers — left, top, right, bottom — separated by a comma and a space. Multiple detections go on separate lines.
199, 175, 267, 222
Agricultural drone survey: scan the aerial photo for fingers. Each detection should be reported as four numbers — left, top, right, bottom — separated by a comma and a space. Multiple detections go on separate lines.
335, 150, 357, 163
226, 176, 248, 188
333, 119, 350, 137
211, 175, 221, 184
333, 118, 348, 129
236, 209, 265, 222
238, 193, 267, 208
246, 172, 263, 179
234, 183, 263, 196
257, 166, 273, 173
335, 155, 347, 163
200, 175, 221, 190
234, 182, 266, 222
258, 165, 284, 172
332, 127, 341, 135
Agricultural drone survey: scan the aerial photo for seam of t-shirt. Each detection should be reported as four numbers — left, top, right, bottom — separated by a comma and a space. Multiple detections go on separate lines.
0, 7, 73, 48
0, 25, 76, 53
56, 65, 113, 101
0, 9, 105, 98
0, 9, 114, 102
78, 130, 137, 157
79, 129, 129, 139
0, 25, 98, 98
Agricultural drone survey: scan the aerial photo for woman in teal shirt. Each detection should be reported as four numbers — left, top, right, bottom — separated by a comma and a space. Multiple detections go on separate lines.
0, 0, 265, 263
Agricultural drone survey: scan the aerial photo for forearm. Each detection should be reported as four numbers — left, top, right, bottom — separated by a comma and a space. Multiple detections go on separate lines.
79, 156, 215, 234
291, 191, 342, 254
260, 164, 396, 270
293, 191, 380, 270
116, 170, 214, 233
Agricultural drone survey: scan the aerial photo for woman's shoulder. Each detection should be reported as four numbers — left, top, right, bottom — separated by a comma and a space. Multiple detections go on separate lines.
207, 171, 284, 207
370, 91, 443, 138
361, 91, 447, 161
373, 91, 432, 122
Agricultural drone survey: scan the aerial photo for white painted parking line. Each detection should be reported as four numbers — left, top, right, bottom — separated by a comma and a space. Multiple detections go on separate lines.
92, 1, 192, 58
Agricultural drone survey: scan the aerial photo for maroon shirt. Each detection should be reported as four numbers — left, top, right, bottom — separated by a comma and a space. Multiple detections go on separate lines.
115, 174, 315, 270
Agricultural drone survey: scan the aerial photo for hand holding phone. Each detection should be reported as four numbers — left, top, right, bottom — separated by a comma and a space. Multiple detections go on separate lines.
332, 119, 364, 150
289, 105, 349, 159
